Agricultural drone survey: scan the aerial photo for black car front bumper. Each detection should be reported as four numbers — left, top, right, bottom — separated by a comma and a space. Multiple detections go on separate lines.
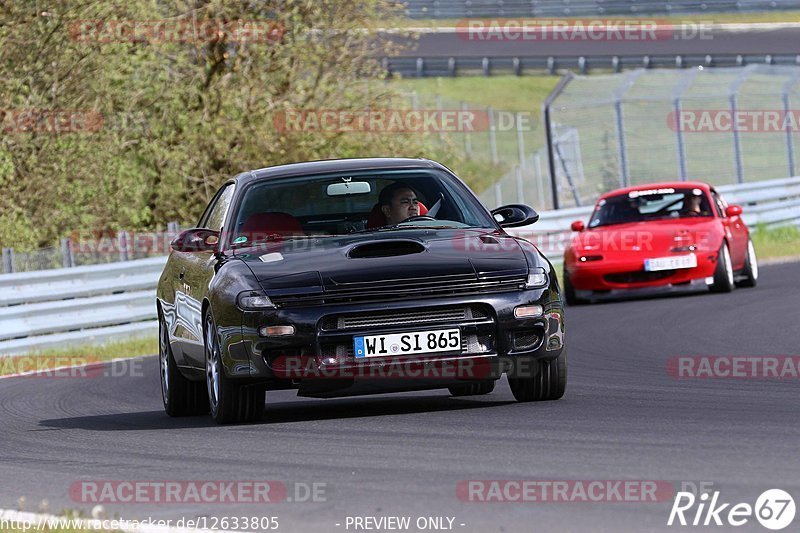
229, 288, 564, 394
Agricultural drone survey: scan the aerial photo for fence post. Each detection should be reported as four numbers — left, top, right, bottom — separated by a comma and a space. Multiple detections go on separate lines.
613, 99, 629, 188
515, 166, 525, 204
487, 107, 499, 165
534, 153, 547, 209
542, 72, 575, 210
118, 231, 130, 262
674, 97, 688, 181
2, 247, 15, 274
462, 101, 473, 159
494, 182, 502, 208
728, 66, 755, 184
671, 69, 698, 182
783, 92, 796, 178
782, 73, 799, 177
166, 221, 180, 254
60, 238, 74, 268
435, 95, 444, 141
515, 111, 527, 178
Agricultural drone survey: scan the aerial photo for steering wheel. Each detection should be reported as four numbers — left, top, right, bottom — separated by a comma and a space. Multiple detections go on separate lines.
400, 215, 436, 223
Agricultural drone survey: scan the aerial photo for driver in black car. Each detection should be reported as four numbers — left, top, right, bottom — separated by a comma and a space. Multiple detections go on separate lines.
379, 182, 421, 224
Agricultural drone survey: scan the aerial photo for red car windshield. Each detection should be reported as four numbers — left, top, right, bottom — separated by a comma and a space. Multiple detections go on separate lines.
588, 187, 713, 228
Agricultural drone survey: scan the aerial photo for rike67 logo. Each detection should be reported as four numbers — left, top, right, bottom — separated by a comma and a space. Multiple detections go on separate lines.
668, 489, 795, 530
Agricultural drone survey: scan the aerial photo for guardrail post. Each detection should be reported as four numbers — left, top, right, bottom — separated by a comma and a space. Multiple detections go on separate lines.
60, 238, 74, 268
515, 166, 525, 204
2, 248, 15, 274
118, 231, 130, 262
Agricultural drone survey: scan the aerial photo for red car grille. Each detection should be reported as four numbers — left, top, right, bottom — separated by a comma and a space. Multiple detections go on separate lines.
604, 270, 676, 284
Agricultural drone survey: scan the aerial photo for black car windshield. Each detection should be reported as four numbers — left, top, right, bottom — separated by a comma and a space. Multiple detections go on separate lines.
588, 187, 713, 228
229, 168, 496, 247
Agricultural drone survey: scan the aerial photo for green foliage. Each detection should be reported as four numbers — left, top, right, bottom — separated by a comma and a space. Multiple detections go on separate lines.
0, 0, 438, 250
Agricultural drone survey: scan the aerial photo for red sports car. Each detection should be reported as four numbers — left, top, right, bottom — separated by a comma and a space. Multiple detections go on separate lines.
563, 182, 758, 304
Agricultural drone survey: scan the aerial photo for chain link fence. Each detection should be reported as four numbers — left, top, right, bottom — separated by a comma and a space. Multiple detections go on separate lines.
2, 223, 182, 274
484, 65, 800, 210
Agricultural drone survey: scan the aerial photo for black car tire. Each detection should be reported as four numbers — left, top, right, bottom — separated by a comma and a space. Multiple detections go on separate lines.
159, 314, 209, 417
448, 381, 496, 397
563, 274, 585, 306
205, 312, 265, 424
736, 238, 758, 288
710, 243, 734, 293
508, 350, 567, 402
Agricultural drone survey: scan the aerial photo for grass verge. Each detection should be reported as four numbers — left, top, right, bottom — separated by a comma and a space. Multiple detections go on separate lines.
0, 336, 157, 377
751, 224, 800, 260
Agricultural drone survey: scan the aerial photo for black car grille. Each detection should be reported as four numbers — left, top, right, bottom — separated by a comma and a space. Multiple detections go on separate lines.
318, 303, 496, 361
320, 305, 490, 331
270, 272, 527, 308
604, 270, 676, 284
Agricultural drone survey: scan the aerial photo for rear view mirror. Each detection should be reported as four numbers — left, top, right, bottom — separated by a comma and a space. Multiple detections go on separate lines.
171, 228, 220, 253
571, 220, 585, 232
327, 181, 371, 196
491, 204, 539, 228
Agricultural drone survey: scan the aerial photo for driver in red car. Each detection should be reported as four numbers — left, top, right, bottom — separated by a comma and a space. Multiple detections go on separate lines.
380, 182, 420, 224
682, 190, 710, 216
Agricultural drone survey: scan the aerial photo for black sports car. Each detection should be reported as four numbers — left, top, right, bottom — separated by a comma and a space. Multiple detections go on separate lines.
156, 158, 566, 423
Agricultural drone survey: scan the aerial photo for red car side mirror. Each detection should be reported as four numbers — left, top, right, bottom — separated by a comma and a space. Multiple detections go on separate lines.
725, 205, 743, 217
571, 220, 585, 232
171, 228, 220, 253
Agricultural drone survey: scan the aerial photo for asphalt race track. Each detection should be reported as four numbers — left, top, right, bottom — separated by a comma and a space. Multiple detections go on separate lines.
396, 25, 800, 57
1, 261, 798, 532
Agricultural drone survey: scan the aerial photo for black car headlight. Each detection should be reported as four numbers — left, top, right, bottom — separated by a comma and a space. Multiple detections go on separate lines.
525, 267, 548, 289
237, 290, 276, 310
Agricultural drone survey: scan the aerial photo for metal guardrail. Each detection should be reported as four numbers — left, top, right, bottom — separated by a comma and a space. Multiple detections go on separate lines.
506, 176, 800, 256
401, 0, 800, 18
383, 54, 800, 77
0, 177, 797, 355
0, 257, 165, 355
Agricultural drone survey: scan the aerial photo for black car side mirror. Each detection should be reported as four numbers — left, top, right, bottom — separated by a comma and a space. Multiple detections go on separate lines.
171, 228, 220, 253
491, 204, 539, 228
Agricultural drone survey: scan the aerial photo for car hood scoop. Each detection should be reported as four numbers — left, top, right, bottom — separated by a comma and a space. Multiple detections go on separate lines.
347, 240, 426, 259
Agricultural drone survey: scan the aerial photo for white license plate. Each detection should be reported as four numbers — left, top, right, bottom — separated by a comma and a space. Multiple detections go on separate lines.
354, 329, 461, 359
644, 254, 697, 272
